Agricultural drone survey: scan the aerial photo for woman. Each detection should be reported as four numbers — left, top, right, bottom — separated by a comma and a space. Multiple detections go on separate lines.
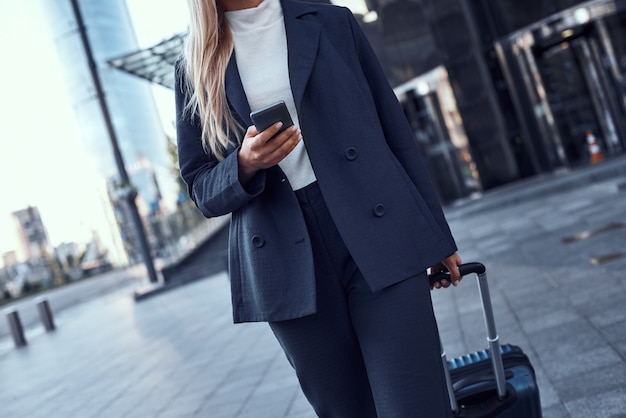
175, 0, 462, 416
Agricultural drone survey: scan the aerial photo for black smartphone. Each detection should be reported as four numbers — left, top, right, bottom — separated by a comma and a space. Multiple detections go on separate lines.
250, 101, 294, 138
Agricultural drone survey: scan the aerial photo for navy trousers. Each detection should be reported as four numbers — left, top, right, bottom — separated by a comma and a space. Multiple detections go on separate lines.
269, 182, 452, 418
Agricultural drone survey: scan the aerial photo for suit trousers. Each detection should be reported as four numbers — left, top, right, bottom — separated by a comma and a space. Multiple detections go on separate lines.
269, 182, 452, 418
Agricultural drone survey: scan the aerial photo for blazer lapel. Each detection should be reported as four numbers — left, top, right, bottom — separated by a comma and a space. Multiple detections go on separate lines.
225, 53, 252, 125
224, 0, 321, 121
281, 0, 321, 113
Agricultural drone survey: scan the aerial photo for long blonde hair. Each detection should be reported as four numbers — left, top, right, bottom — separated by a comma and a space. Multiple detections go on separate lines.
182, 0, 242, 160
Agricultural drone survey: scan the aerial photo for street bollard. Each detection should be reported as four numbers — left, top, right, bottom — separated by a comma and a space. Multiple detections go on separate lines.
4, 308, 27, 348
36, 298, 56, 332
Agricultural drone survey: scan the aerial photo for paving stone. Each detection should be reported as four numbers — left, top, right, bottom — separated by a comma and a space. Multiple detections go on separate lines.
95, 395, 143, 418
520, 309, 582, 334
285, 390, 316, 418
285, 411, 317, 418
526, 319, 606, 362
597, 318, 626, 346
552, 364, 626, 405
522, 361, 553, 405
504, 290, 572, 322
565, 388, 626, 418
569, 288, 626, 317
156, 390, 209, 417
540, 346, 622, 380
541, 403, 572, 418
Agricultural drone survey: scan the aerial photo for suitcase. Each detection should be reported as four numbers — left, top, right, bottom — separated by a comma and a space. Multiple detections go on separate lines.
429, 263, 542, 417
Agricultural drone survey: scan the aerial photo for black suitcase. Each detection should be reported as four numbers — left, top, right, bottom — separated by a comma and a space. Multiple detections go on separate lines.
429, 263, 542, 417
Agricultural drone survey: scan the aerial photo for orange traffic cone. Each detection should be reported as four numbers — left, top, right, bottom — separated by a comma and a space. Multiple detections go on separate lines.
586, 130, 604, 164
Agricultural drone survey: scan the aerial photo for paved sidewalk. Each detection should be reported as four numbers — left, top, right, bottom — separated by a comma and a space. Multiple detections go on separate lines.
1, 273, 314, 418
1, 157, 625, 417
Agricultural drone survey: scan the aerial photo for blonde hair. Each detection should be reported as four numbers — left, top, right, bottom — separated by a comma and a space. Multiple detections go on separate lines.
182, 0, 242, 160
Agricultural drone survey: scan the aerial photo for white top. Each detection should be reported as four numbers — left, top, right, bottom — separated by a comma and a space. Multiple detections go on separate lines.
225, 0, 317, 190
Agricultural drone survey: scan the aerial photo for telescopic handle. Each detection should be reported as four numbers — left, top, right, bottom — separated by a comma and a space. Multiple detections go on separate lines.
430, 262, 508, 401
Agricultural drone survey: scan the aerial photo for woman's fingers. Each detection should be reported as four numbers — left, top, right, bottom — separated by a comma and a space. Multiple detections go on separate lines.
240, 124, 301, 171
442, 253, 463, 285
257, 122, 284, 143
265, 125, 301, 161
428, 253, 463, 290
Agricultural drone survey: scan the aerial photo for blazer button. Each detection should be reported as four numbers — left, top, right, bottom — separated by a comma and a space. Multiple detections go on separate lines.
251, 235, 265, 248
345, 147, 358, 161
373, 204, 386, 217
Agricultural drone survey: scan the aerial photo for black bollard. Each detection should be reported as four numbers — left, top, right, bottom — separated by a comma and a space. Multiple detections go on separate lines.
36, 298, 56, 332
4, 309, 27, 348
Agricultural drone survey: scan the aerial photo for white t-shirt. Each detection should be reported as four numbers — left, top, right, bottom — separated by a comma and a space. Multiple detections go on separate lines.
225, 0, 317, 190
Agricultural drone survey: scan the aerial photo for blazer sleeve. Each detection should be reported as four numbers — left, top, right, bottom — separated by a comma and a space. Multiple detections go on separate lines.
344, 9, 457, 249
175, 63, 266, 217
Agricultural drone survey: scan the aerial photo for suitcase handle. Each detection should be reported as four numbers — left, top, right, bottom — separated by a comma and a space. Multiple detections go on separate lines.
429, 262, 508, 412
429, 262, 486, 286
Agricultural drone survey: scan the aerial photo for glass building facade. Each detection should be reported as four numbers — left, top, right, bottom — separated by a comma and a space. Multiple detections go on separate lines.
41, 0, 179, 263
384, 0, 626, 201
493, 0, 626, 170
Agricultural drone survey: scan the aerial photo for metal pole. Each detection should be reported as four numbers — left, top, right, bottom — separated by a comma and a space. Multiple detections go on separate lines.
440, 337, 459, 413
36, 298, 56, 332
4, 309, 27, 348
69, 0, 159, 283
476, 272, 507, 399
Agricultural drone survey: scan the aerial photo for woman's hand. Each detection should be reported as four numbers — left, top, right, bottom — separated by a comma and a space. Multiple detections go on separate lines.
238, 123, 302, 185
429, 252, 462, 290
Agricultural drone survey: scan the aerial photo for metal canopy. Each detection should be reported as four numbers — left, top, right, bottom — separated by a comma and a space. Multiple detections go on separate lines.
108, 33, 185, 90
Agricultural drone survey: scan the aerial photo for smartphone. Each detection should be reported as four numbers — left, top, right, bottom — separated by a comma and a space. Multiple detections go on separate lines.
250, 101, 294, 139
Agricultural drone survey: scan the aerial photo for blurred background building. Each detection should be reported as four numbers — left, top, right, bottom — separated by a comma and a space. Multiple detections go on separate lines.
3, 207, 62, 296
39, 0, 209, 270
12, 207, 50, 262
390, 0, 626, 201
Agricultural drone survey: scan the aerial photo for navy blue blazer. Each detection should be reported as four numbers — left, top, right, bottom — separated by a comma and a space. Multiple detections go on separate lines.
175, 0, 457, 323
